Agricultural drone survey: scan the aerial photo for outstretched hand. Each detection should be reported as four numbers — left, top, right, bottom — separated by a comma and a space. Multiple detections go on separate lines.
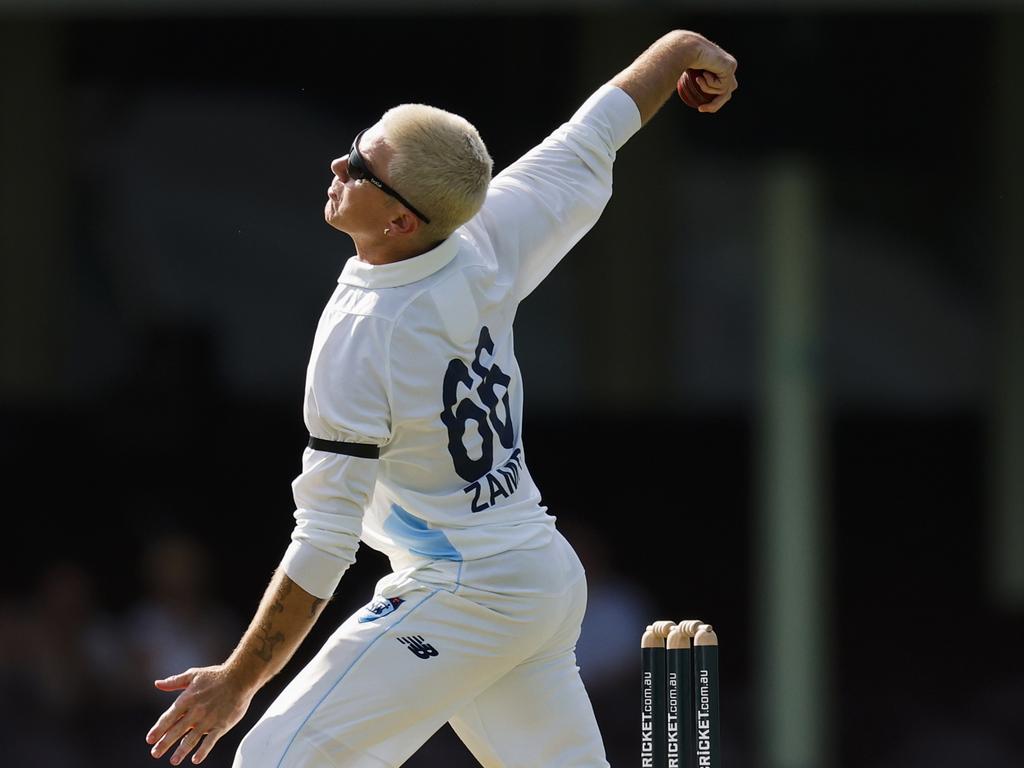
146, 665, 255, 765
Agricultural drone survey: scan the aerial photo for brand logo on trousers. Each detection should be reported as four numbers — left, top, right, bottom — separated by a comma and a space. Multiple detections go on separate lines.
397, 635, 439, 659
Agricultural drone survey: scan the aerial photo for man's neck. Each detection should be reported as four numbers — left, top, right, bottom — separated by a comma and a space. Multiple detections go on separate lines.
353, 234, 441, 266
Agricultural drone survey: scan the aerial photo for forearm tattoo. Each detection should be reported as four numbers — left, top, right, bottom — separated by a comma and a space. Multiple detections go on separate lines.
310, 597, 325, 618
252, 579, 291, 663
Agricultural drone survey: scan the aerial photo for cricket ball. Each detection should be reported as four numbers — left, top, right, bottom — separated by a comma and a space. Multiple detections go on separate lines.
677, 68, 715, 109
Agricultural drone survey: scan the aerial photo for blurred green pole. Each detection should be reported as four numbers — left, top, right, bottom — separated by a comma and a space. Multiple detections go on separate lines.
991, 14, 1024, 611
758, 158, 831, 768
0, 21, 68, 401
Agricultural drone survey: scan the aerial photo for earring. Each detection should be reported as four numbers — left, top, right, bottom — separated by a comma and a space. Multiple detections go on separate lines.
384, 228, 391, 236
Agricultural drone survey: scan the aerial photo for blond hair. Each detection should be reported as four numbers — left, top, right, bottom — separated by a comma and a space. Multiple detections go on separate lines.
379, 104, 493, 240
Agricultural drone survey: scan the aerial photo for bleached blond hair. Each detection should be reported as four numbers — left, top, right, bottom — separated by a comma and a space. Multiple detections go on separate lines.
379, 104, 493, 240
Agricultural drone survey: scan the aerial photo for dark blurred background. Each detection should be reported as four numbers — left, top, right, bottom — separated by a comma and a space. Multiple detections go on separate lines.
2, 2, 1023, 767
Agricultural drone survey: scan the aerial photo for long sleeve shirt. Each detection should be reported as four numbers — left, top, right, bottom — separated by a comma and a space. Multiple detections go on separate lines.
281, 85, 642, 599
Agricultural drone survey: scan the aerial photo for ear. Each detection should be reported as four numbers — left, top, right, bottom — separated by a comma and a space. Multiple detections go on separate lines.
388, 210, 419, 237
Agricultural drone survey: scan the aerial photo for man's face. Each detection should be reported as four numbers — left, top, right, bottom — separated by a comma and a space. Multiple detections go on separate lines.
325, 124, 399, 235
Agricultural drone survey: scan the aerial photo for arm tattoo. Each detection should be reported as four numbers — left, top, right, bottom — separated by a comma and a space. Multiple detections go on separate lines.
251, 578, 292, 663
310, 597, 325, 618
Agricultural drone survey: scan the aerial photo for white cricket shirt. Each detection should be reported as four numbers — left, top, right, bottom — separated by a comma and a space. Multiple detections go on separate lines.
281, 85, 642, 599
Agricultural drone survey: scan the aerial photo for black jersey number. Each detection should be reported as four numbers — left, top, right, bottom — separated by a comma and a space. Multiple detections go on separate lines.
441, 326, 515, 482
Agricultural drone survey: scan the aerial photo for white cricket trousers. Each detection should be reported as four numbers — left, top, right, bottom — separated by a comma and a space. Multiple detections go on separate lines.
233, 530, 609, 767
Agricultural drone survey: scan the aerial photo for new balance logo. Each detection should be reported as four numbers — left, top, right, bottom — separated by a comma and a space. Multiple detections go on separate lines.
397, 635, 439, 659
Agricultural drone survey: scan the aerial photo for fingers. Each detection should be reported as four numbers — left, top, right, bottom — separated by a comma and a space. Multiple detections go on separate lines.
168, 728, 201, 766
149, 673, 196, 758
698, 47, 738, 81
169, 728, 206, 766
155, 670, 195, 691
150, 711, 192, 760
696, 72, 728, 95
144, 665, 240, 764
696, 70, 738, 114
689, 35, 738, 87
191, 729, 225, 764
150, 719, 223, 765
147, 703, 184, 747
148, 672, 195, 749
699, 91, 733, 114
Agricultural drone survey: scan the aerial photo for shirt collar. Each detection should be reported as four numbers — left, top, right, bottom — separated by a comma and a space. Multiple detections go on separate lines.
337, 234, 460, 289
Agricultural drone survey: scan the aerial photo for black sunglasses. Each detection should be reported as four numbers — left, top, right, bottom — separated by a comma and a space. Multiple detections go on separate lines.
347, 129, 431, 224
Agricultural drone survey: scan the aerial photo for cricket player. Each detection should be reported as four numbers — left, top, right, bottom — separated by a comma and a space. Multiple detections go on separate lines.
146, 29, 737, 767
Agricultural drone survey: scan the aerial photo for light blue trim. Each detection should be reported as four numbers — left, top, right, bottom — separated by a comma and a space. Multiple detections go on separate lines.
382, 504, 463, 561
274, 590, 440, 768
454, 560, 464, 594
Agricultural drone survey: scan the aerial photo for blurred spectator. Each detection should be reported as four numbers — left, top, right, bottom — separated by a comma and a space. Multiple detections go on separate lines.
126, 533, 238, 698
105, 533, 243, 766
561, 518, 655, 765
0, 562, 124, 766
